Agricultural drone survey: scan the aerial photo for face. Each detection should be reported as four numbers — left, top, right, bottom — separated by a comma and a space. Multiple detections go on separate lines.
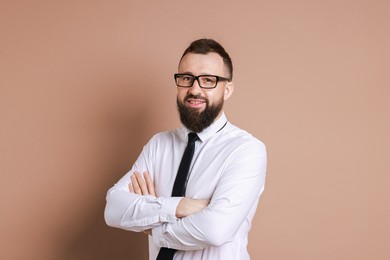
176, 53, 234, 132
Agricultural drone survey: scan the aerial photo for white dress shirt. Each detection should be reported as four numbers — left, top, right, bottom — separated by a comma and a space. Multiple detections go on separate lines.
104, 113, 267, 260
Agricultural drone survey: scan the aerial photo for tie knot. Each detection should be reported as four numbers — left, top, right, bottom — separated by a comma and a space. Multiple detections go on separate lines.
188, 132, 199, 143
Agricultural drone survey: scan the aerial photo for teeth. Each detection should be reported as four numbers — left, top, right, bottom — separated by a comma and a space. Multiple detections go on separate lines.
189, 100, 204, 104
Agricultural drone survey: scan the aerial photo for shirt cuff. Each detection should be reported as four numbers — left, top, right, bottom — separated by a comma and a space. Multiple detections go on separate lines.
159, 196, 182, 222
152, 223, 167, 248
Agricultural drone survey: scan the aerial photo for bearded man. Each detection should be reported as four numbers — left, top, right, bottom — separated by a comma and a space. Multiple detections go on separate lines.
105, 38, 267, 260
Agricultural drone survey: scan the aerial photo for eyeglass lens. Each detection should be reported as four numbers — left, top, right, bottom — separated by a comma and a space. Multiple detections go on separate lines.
176, 75, 218, 89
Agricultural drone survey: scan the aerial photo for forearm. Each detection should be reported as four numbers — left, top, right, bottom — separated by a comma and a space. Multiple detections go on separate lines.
104, 182, 182, 232
152, 182, 264, 250
176, 197, 209, 218
152, 143, 267, 250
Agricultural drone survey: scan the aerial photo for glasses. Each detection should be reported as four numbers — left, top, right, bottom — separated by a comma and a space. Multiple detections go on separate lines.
174, 73, 231, 89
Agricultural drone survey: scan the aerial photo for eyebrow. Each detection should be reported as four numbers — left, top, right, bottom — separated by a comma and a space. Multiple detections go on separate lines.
178, 72, 216, 76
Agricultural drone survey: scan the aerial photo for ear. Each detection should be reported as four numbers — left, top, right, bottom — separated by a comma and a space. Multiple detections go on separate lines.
223, 81, 234, 101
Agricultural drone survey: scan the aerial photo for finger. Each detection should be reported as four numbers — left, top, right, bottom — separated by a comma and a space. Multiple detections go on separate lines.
131, 174, 142, 195
129, 175, 135, 192
135, 172, 149, 195
129, 182, 134, 193
143, 171, 156, 197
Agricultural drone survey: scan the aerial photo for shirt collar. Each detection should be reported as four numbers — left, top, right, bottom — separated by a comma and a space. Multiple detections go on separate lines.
183, 112, 228, 142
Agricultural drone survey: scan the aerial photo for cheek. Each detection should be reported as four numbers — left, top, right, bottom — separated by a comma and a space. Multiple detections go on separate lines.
177, 89, 187, 100
206, 90, 224, 104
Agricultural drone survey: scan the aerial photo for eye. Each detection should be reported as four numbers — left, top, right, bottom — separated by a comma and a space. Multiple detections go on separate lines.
202, 76, 217, 84
182, 76, 193, 81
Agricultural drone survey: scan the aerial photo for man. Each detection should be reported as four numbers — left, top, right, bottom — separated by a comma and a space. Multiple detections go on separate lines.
104, 38, 267, 260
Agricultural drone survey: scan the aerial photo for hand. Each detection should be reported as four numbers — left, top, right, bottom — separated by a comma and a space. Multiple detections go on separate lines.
176, 197, 210, 218
129, 171, 156, 197
128, 172, 154, 236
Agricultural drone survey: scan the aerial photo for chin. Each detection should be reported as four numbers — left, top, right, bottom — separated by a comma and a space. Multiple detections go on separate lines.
188, 106, 204, 113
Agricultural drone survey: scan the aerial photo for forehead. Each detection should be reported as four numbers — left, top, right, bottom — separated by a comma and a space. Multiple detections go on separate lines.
178, 53, 226, 75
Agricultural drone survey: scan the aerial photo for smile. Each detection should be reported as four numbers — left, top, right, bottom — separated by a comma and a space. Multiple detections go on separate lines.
186, 98, 206, 109
188, 100, 206, 105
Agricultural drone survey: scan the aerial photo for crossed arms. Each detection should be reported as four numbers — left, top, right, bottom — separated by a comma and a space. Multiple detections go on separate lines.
104, 140, 266, 250
129, 171, 209, 226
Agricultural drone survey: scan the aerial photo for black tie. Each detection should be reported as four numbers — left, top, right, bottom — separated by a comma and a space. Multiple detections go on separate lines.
156, 132, 199, 260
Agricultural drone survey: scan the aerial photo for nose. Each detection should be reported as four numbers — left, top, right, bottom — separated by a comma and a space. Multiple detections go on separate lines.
188, 78, 203, 95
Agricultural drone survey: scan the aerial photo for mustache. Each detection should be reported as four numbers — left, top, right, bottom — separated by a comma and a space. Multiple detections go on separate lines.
184, 94, 207, 102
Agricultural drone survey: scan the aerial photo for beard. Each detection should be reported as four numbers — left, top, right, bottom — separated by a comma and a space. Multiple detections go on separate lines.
177, 94, 224, 133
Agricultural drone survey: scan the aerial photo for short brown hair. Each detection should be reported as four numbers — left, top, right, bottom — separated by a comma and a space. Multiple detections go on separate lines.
180, 39, 233, 80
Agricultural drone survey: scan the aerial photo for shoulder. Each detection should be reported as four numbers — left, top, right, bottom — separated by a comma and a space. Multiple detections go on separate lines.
224, 122, 266, 154
215, 123, 267, 174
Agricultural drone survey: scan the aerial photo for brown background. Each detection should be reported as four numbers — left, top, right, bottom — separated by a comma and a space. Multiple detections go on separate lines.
1, 0, 389, 259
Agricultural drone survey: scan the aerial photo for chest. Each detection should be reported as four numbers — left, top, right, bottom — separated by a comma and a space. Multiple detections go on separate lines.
153, 140, 235, 199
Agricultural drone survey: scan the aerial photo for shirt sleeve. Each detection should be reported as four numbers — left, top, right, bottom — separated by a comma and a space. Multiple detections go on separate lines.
104, 136, 182, 232
151, 140, 267, 250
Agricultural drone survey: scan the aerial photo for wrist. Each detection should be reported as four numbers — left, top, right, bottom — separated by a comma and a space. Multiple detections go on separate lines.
176, 197, 188, 218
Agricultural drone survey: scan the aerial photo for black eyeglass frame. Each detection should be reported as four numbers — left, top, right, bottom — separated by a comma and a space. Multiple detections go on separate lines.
174, 73, 231, 89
